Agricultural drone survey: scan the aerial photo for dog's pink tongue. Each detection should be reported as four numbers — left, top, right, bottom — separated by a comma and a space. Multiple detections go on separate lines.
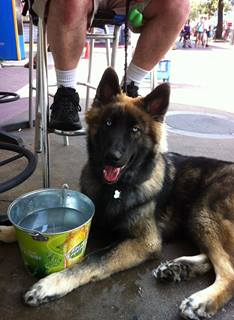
103, 166, 121, 183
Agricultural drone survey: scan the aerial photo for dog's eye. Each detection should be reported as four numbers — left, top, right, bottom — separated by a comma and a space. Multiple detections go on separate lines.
106, 119, 112, 127
132, 126, 141, 134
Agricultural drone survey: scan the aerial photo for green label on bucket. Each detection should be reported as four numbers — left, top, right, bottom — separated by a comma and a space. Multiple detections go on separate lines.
15, 222, 91, 278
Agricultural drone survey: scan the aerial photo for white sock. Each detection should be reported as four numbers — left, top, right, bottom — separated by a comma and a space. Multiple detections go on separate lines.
125, 62, 149, 87
55, 68, 78, 89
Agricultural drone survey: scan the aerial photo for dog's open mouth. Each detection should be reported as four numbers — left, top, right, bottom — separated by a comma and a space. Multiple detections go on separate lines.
103, 165, 125, 183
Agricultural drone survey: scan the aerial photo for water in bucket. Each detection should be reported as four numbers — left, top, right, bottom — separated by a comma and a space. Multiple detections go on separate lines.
18, 207, 87, 234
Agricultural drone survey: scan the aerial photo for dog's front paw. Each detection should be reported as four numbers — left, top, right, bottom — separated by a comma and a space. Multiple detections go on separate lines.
152, 260, 191, 282
24, 272, 70, 306
180, 296, 213, 320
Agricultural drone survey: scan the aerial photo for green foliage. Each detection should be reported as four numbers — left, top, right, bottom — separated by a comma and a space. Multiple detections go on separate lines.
190, 0, 232, 21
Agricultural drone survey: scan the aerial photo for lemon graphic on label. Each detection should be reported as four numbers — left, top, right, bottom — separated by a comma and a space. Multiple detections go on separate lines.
64, 225, 90, 267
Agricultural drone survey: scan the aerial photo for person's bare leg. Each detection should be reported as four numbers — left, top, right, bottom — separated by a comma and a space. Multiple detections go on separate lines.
46, 0, 93, 131
47, 0, 93, 70
132, 0, 190, 71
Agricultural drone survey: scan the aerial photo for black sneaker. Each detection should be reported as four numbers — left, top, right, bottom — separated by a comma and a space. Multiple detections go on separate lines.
49, 86, 82, 131
123, 81, 139, 98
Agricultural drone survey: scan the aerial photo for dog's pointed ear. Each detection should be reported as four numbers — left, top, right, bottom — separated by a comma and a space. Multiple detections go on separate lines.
93, 67, 121, 107
143, 83, 170, 122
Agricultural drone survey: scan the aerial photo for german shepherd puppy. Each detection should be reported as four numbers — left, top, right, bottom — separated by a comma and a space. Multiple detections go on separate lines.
1, 68, 234, 319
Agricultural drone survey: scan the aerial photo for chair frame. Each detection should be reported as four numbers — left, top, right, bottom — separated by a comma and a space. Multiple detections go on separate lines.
29, 14, 124, 187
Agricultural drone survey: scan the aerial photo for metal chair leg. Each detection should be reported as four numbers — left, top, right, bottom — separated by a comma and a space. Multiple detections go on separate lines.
111, 25, 121, 68
63, 136, 69, 146
104, 25, 111, 66
34, 17, 50, 188
85, 38, 95, 110
28, 16, 34, 129
150, 69, 156, 90
85, 25, 121, 109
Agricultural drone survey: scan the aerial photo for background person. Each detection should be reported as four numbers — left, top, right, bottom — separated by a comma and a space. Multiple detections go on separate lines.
195, 16, 204, 48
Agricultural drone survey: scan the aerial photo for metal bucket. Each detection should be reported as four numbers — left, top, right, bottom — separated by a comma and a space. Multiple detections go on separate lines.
7, 188, 95, 278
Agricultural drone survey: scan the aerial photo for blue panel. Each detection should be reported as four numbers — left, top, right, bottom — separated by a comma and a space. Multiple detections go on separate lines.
19, 35, 25, 59
0, 0, 25, 60
157, 60, 171, 82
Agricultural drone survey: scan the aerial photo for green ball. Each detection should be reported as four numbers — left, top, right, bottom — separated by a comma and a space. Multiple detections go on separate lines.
128, 8, 143, 28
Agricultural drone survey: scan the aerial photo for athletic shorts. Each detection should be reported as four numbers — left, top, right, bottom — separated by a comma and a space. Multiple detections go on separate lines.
33, 0, 151, 26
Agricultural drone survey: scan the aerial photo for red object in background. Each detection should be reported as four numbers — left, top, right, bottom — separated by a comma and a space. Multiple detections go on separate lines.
83, 41, 90, 59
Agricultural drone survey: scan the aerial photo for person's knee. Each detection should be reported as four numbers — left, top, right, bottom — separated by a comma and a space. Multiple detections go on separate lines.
171, 0, 190, 22
144, 0, 190, 23
48, 0, 93, 26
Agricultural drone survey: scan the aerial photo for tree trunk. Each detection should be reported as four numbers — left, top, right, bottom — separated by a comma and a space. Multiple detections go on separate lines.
215, 0, 224, 39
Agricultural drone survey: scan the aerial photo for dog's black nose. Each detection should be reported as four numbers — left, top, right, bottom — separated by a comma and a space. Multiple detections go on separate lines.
105, 150, 122, 163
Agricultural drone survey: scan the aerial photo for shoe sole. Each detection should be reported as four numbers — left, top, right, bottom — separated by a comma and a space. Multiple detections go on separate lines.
49, 121, 82, 131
